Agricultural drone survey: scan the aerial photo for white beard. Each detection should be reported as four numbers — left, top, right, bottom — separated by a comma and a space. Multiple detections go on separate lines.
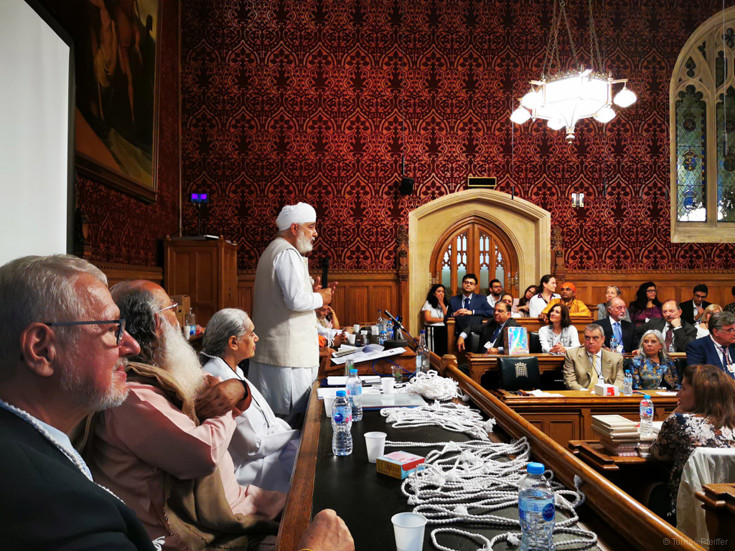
295, 229, 314, 254
154, 317, 206, 401
60, 352, 129, 411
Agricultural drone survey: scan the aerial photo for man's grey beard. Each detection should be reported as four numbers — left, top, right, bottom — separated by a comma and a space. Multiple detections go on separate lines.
60, 352, 128, 411
295, 229, 314, 254
154, 317, 206, 401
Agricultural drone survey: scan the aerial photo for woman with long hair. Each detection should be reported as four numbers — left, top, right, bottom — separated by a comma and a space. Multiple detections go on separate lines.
514, 284, 538, 317
630, 329, 680, 390
538, 303, 580, 354
629, 281, 663, 325
421, 284, 448, 356
650, 364, 735, 523
528, 274, 560, 318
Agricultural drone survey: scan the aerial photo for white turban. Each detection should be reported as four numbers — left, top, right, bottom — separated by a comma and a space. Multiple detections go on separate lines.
276, 202, 317, 231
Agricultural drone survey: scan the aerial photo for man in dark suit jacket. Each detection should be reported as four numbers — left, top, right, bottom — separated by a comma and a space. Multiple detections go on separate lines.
679, 284, 711, 326
636, 300, 697, 353
456, 301, 518, 353
597, 297, 636, 353
445, 273, 494, 335
686, 311, 735, 379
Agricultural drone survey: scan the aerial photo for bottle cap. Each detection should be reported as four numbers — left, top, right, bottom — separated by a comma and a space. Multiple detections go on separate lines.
625, 370, 630, 374
527, 462, 545, 475
349, 368, 358, 375
336, 390, 346, 397
643, 394, 651, 400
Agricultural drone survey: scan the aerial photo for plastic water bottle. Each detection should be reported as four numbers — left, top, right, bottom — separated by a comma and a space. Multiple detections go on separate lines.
379, 326, 387, 345
623, 370, 633, 396
184, 308, 196, 341
518, 462, 555, 551
377, 309, 384, 332
345, 368, 363, 421
639, 394, 654, 438
331, 390, 353, 456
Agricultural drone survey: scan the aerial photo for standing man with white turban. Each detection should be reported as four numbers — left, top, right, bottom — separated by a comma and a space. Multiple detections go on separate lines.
249, 203, 334, 423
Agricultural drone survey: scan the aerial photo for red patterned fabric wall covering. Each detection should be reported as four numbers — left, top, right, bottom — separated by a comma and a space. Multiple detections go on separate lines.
40, 0, 180, 266
181, 0, 735, 271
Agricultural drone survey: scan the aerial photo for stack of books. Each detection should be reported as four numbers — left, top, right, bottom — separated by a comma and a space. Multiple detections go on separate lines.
591, 414, 655, 457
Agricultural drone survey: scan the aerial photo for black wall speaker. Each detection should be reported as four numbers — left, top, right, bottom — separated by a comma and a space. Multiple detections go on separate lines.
467, 176, 497, 188
399, 177, 414, 195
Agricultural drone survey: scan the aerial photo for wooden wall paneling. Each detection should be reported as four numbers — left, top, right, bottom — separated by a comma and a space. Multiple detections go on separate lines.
96, 263, 163, 288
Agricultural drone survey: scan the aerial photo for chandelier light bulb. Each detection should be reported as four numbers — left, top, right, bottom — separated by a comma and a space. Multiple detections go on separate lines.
510, 106, 532, 124
594, 106, 616, 123
613, 87, 637, 108
520, 90, 542, 110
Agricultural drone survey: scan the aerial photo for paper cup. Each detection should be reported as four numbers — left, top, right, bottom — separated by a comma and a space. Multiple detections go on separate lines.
391, 512, 427, 551
364, 431, 387, 463
381, 377, 395, 394
353, 324, 360, 334
347, 333, 356, 345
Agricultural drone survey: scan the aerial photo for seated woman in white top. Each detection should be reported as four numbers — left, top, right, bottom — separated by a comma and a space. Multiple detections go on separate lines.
513, 285, 538, 318
529, 274, 560, 318
201, 308, 299, 494
422, 284, 448, 356
695, 303, 723, 339
538, 303, 580, 354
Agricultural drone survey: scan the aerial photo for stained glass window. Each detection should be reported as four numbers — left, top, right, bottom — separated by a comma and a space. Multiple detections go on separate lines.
676, 86, 706, 222
717, 87, 735, 221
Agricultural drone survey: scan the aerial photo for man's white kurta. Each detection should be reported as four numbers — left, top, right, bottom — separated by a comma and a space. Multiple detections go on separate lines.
249, 237, 322, 415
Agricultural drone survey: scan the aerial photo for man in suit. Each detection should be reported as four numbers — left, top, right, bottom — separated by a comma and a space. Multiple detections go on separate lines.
0, 255, 156, 550
456, 301, 519, 354
686, 311, 735, 379
563, 324, 624, 391
680, 284, 711, 326
636, 300, 697, 353
446, 273, 494, 335
597, 297, 636, 353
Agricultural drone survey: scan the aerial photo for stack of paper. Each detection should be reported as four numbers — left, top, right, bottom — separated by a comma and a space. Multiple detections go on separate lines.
591, 414, 654, 456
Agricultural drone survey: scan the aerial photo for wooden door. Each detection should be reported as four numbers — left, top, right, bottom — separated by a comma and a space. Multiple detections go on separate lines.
430, 216, 519, 296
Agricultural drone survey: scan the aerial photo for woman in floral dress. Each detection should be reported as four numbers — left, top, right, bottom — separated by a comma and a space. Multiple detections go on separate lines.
630, 330, 680, 390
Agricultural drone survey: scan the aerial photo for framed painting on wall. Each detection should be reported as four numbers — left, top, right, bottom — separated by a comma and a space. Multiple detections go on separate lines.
50, 0, 160, 202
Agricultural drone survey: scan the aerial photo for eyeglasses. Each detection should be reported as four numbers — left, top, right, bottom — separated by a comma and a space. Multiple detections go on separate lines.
45, 319, 127, 345
155, 302, 178, 314
715, 326, 735, 334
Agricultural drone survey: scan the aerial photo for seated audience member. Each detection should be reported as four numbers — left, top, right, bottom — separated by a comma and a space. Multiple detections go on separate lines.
540, 281, 591, 320
0, 255, 156, 549
563, 324, 624, 391
316, 304, 340, 329
499, 292, 516, 317
456, 302, 518, 354
724, 286, 735, 314
596, 285, 631, 321
686, 311, 735, 379
422, 284, 448, 356
679, 284, 711, 326
445, 273, 493, 335
630, 330, 680, 390
486, 278, 504, 308
597, 297, 636, 353
514, 285, 538, 317
538, 304, 580, 354
201, 308, 300, 493
650, 364, 735, 523
696, 303, 723, 339
636, 300, 697, 354
629, 281, 663, 325
528, 274, 560, 318
84, 280, 285, 550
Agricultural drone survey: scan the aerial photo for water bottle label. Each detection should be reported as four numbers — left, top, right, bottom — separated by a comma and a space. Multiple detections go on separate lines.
643, 406, 653, 416
542, 502, 555, 521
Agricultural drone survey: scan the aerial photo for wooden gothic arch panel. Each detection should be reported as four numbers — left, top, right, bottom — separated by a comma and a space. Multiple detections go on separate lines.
430, 216, 519, 296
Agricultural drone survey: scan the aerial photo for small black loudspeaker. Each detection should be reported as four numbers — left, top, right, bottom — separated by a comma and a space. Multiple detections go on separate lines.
399, 177, 414, 195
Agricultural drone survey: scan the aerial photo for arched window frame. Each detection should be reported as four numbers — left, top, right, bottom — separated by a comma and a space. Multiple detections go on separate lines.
670, 7, 735, 242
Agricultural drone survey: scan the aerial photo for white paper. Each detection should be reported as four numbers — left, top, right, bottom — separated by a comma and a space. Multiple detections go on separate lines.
653, 390, 678, 396
524, 390, 564, 397
330, 346, 405, 365
326, 375, 382, 386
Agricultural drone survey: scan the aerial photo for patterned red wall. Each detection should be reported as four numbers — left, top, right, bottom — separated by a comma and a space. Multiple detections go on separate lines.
178, 0, 735, 272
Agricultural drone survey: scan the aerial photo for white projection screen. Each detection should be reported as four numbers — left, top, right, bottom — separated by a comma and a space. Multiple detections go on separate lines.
0, 0, 74, 266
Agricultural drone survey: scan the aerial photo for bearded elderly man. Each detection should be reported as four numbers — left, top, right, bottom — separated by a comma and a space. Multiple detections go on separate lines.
0, 255, 156, 550
250, 203, 334, 420
83, 280, 285, 551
